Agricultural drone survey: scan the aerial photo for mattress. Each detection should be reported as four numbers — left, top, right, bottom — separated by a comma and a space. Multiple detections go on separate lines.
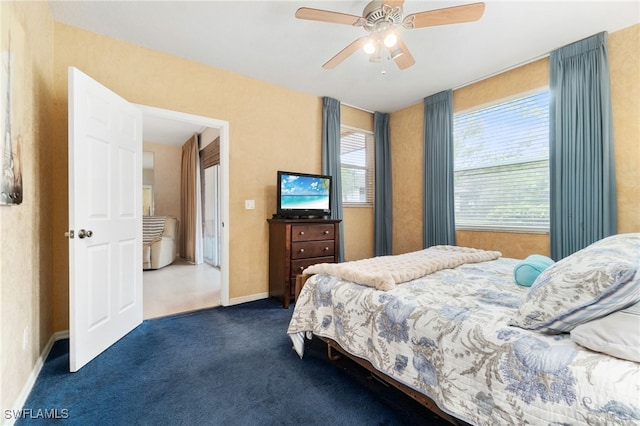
287, 257, 640, 425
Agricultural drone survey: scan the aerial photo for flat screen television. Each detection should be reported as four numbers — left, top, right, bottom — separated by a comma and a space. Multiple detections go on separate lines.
276, 171, 332, 219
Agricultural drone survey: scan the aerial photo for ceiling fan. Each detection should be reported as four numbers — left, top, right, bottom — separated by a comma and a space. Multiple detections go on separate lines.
295, 1, 485, 71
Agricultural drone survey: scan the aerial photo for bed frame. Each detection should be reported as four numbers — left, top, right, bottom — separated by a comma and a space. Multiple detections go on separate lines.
295, 274, 469, 426
317, 336, 470, 426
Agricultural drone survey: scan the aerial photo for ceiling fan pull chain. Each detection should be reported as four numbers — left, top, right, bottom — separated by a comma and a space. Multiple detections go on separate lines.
381, 49, 387, 75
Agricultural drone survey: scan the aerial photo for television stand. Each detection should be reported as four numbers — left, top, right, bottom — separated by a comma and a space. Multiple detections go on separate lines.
267, 218, 341, 308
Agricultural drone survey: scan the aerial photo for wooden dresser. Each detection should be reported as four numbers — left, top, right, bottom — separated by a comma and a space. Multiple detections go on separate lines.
268, 218, 341, 308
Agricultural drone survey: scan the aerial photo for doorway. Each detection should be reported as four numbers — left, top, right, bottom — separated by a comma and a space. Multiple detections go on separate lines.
68, 68, 230, 370
138, 104, 230, 315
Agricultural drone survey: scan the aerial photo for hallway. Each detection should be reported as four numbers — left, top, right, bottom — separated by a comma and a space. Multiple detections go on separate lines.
143, 258, 220, 319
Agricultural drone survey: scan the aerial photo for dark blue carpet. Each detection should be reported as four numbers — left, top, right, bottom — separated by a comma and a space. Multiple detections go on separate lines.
18, 299, 449, 425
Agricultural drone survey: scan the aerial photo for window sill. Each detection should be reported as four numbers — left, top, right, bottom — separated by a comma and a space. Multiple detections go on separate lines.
456, 226, 549, 235
343, 204, 373, 209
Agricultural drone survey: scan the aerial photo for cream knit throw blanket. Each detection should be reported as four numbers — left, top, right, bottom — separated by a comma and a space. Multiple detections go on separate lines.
303, 245, 502, 291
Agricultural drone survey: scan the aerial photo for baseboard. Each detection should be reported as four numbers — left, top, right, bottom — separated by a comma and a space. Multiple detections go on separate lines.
53, 330, 69, 340
227, 292, 269, 306
4, 331, 67, 426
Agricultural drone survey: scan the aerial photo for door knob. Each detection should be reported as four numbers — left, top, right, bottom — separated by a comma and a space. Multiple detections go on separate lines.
77, 229, 93, 239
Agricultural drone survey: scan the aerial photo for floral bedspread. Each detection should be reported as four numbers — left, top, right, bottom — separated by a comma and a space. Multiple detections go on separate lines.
287, 259, 640, 426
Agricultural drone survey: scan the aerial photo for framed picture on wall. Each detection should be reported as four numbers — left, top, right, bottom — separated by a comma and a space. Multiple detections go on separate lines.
1, 28, 23, 206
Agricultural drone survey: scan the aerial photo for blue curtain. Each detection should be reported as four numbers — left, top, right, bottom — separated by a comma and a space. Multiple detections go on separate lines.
374, 112, 392, 256
423, 90, 456, 247
322, 97, 345, 262
550, 32, 617, 260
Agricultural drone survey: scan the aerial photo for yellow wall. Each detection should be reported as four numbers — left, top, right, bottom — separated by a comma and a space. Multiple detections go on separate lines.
609, 25, 640, 233
341, 105, 374, 261
50, 22, 328, 330
48, 23, 379, 333
390, 24, 640, 259
389, 102, 424, 255
0, 0, 54, 413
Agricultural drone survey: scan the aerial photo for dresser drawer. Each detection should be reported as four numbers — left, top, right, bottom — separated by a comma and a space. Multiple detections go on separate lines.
269, 219, 341, 308
291, 256, 334, 276
291, 224, 335, 242
291, 240, 335, 259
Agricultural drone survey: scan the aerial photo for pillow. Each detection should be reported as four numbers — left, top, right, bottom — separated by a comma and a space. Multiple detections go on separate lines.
570, 302, 640, 362
510, 233, 640, 334
513, 254, 555, 287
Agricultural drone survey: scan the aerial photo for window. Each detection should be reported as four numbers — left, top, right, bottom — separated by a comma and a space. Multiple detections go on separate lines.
340, 127, 374, 206
453, 90, 550, 232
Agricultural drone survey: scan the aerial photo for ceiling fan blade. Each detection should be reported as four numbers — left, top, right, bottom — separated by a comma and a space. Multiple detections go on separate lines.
323, 37, 368, 69
392, 38, 415, 70
383, 0, 405, 7
403, 2, 485, 29
295, 7, 363, 26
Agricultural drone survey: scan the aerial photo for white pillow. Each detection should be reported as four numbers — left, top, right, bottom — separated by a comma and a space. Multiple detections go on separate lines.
510, 233, 640, 334
570, 302, 640, 362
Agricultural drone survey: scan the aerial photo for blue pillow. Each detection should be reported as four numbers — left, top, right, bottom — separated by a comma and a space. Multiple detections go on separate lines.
513, 254, 554, 287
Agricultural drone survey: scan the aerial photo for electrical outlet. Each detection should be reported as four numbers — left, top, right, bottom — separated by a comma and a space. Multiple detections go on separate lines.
245, 199, 255, 210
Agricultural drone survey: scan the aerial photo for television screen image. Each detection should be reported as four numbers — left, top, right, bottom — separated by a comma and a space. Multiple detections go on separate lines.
280, 173, 330, 210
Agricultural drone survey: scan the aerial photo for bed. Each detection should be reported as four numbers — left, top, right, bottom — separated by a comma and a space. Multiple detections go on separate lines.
287, 233, 640, 425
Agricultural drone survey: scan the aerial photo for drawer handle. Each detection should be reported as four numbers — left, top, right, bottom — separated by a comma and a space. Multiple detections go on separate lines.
323, 230, 329, 234
299, 248, 305, 253
299, 231, 305, 236
298, 266, 305, 271
323, 247, 329, 251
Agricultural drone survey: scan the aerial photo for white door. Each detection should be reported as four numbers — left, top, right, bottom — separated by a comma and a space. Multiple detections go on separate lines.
68, 67, 143, 372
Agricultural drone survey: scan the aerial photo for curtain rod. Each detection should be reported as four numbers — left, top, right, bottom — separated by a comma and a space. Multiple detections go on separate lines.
453, 52, 550, 91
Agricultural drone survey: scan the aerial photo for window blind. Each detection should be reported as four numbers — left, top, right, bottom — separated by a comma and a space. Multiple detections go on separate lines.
200, 137, 220, 168
340, 128, 374, 206
453, 91, 550, 231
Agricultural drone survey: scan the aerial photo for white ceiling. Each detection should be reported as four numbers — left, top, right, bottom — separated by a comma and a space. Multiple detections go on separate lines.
49, 0, 639, 140
142, 114, 207, 146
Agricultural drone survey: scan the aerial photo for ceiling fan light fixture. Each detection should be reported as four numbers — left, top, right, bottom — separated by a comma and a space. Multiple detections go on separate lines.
363, 38, 376, 55
383, 31, 398, 48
